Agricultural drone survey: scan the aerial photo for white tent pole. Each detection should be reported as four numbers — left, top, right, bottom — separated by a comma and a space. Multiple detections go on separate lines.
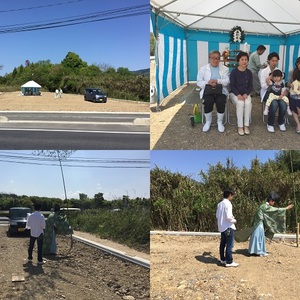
184, 28, 190, 84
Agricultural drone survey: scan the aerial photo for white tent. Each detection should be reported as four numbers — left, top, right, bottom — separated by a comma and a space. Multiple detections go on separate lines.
21, 80, 41, 96
151, 0, 300, 103
21, 80, 41, 88
151, 0, 300, 36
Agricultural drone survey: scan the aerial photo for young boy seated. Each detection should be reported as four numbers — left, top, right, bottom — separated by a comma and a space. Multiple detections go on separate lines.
263, 69, 292, 116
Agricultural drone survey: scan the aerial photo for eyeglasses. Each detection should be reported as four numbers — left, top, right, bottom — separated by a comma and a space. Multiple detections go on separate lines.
210, 57, 220, 61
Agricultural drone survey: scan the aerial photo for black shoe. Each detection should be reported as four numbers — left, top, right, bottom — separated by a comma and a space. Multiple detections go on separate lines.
190, 116, 195, 127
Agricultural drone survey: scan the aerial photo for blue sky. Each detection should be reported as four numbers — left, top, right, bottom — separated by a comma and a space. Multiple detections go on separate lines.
0, 0, 149, 76
150, 150, 281, 181
0, 150, 150, 200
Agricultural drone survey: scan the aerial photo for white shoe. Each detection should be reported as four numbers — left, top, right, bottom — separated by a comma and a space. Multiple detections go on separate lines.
37, 260, 46, 265
203, 112, 212, 132
267, 125, 275, 133
220, 260, 226, 265
225, 261, 239, 267
279, 124, 286, 131
203, 122, 211, 132
217, 122, 225, 133
217, 113, 225, 133
287, 107, 292, 116
260, 253, 269, 257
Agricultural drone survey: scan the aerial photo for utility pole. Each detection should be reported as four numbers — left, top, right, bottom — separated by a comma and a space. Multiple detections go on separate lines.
34, 150, 75, 211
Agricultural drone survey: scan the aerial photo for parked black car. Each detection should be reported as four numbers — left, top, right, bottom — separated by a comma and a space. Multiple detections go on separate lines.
84, 88, 107, 103
8, 207, 31, 236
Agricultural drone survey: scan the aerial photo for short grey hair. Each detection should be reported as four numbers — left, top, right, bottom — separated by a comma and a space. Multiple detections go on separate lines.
209, 50, 221, 58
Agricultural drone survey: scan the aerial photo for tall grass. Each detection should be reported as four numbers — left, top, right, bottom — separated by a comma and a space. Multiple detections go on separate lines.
69, 208, 149, 253
0, 85, 20, 92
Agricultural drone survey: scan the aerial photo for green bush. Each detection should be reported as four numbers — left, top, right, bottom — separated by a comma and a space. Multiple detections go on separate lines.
69, 208, 149, 252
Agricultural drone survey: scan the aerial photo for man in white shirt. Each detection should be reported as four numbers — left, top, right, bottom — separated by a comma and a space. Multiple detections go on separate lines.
216, 189, 238, 267
26, 202, 46, 264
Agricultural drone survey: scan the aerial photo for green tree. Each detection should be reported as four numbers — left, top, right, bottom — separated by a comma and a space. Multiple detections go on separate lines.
12, 68, 17, 79
117, 67, 131, 76
79, 193, 88, 201
93, 192, 105, 208
275, 150, 300, 173
61, 52, 88, 70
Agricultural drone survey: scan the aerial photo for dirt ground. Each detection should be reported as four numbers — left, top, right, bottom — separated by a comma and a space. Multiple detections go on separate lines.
150, 84, 300, 150
150, 234, 300, 300
0, 91, 149, 112
0, 226, 149, 300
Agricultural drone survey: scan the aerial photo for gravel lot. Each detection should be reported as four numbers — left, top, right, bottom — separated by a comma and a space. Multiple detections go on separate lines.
0, 226, 149, 300
150, 84, 300, 150
0, 91, 149, 113
151, 234, 300, 300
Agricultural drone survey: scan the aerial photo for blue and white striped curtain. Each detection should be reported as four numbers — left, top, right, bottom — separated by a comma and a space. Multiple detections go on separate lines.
153, 13, 300, 104
156, 33, 187, 103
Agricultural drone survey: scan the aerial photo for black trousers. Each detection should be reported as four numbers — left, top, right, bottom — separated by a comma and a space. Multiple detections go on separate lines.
203, 94, 226, 114
28, 233, 43, 262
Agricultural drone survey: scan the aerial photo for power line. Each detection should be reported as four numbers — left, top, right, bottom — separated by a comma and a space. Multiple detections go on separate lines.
0, 0, 84, 14
0, 152, 149, 169
0, 4, 149, 34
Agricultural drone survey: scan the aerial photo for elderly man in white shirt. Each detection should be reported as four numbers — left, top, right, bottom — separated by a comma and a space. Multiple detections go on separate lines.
216, 189, 238, 267
26, 202, 46, 264
197, 50, 230, 133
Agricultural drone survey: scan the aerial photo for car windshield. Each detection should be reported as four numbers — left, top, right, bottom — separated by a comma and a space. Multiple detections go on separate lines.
93, 89, 103, 94
10, 209, 31, 218
86, 89, 104, 95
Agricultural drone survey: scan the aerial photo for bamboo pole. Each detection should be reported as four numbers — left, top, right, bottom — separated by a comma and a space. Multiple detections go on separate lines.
297, 223, 299, 247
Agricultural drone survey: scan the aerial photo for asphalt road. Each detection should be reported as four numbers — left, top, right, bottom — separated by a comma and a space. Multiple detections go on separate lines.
0, 112, 150, 149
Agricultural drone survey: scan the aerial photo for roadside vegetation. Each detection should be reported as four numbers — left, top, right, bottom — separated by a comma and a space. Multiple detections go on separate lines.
0, 193, 150, 252
151, 150, 300, 233
0, 52, 149, 102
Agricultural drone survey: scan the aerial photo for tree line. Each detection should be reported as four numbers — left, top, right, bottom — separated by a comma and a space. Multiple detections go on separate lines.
0, 192, 150, 251
151, 151, 300, 233
0, 52, 149, 102
0, 192, 149, 211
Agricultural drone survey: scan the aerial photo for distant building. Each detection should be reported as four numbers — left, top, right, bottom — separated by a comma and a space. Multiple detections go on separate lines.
21, 80, 41, 96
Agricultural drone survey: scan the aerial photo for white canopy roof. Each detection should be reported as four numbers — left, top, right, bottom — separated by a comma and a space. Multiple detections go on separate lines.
151, 0, 300, 36
21, 80, 41, 88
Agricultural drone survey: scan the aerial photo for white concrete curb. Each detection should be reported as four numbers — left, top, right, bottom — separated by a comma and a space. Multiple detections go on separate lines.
150, 231, 297, 240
